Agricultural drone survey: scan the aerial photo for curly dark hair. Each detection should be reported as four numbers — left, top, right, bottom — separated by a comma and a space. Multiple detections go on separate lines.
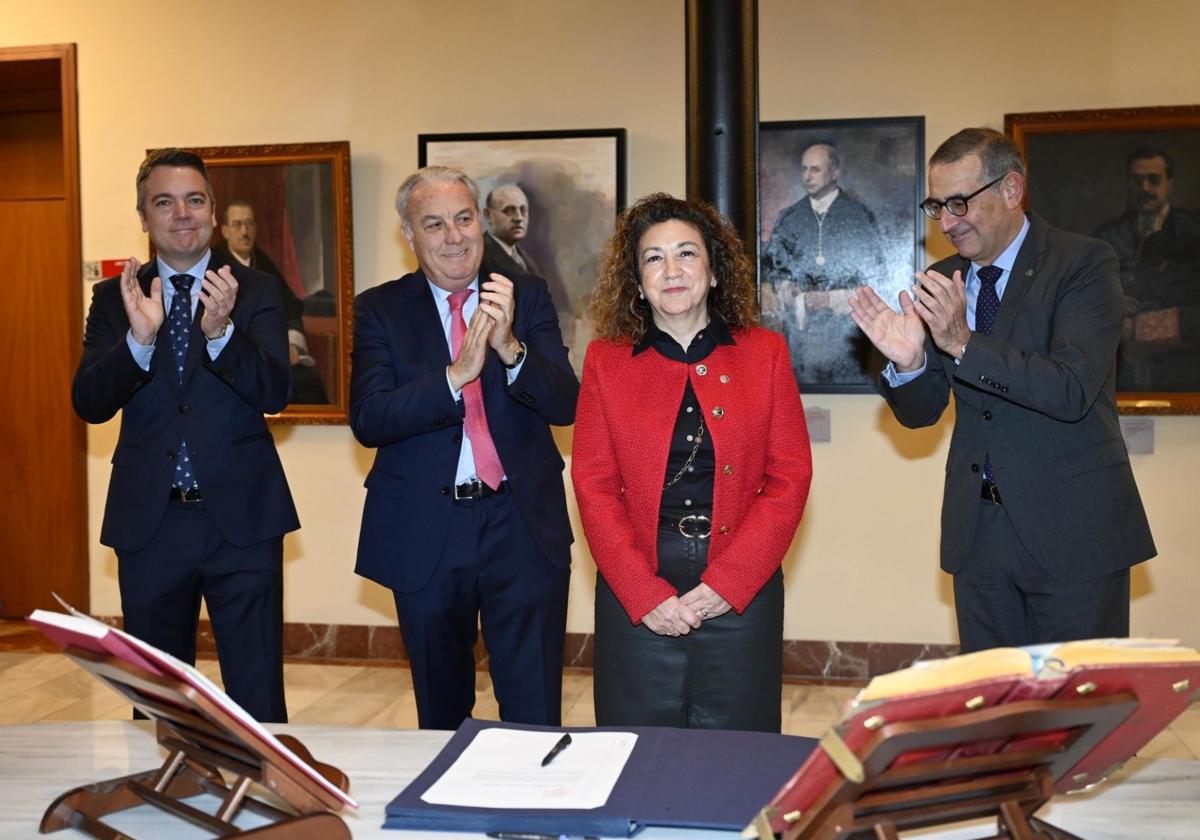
589, 193, 759, 342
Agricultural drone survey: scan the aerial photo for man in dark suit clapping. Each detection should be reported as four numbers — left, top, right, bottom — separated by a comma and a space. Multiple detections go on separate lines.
72, 149, 298, 721
849, 129, 1155, 652
351, 166, 578, 729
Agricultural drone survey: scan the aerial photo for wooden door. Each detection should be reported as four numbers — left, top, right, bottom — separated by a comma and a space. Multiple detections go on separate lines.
0, 44, 87, 616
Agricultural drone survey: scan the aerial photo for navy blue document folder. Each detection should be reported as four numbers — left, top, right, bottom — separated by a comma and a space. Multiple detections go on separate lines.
383, 718, 818, 835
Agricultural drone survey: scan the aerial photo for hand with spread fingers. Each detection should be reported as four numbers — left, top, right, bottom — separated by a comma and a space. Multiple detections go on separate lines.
848, 285, 927, 372
447, 307, 494, 392
679, 582, 731, 622
200, 265, 239, 339
118, 258, 163, 345
641, 595, 702, 637
479, 272, 524, 365
909, 268, 971, 359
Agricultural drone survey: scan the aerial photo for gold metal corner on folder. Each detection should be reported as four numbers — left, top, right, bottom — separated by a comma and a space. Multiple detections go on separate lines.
819, 730, 865, 784
741, 806, 776, 839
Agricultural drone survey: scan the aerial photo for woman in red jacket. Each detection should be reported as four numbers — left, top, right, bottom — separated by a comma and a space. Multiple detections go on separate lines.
573, 194, 813, 731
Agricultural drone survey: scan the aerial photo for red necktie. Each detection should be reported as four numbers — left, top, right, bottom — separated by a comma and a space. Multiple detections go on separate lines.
448, 290, 505, 489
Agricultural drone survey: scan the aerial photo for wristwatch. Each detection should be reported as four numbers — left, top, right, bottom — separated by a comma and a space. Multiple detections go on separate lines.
503, 341, 527, 369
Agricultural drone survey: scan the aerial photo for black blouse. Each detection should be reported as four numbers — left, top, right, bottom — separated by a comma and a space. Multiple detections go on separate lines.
633, 316, 736, 520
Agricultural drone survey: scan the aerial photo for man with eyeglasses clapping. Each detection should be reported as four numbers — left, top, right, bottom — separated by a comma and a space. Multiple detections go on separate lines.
848, 128, 1155, 653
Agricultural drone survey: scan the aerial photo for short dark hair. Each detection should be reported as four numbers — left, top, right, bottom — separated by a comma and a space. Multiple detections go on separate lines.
801, 141, 840, 171
1126, 145, 1174, 179
135, 149, 214, 212
222, 198, 254, 225
485, 183, 526, 210
930, 128, 1027, 182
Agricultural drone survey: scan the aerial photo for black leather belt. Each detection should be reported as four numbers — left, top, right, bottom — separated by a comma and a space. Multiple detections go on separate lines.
453, 479, 507, 500
981, 482, 1002, 505
169, 487, 203, 502
659, 513, 712, 539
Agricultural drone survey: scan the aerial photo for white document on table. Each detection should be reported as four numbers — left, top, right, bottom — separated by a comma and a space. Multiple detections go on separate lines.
420, 728, 638, 809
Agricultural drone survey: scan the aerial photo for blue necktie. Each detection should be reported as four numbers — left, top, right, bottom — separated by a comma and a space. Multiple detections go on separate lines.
975, 265, 1002, 484
168, 274, 198, 491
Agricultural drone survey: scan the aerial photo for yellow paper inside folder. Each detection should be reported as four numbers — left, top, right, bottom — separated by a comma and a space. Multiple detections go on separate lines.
855, 648, 1033, 703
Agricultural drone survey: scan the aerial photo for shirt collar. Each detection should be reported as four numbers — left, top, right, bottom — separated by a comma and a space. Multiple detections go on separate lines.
972, 217, 1030, 278
809, 188, 840, 216
157, 251, 211, 291
632, 311, 736, 357
426, 275, 480, 305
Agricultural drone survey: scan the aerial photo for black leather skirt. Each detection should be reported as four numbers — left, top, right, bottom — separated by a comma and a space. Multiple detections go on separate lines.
593, 523, 783, 732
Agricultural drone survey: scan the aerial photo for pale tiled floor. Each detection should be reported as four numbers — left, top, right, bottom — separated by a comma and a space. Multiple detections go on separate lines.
1, 648, 1198, 760
2, 643, 1200, 763
0, 647, 859, 738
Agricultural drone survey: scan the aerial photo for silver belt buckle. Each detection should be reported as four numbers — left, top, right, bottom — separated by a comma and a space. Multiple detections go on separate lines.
454, 480, 480, 500
677, 514, 712, 539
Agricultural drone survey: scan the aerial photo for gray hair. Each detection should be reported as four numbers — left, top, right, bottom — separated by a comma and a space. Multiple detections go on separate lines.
930, 128, 1027, 182
394, 166, 481, 232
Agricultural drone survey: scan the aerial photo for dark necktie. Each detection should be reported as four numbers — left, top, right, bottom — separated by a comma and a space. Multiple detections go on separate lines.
975, 265, 1002, 484
975, 265, 1002, 336
168, 274, 198, 491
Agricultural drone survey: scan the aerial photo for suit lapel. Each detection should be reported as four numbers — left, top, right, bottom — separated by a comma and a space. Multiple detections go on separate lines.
990, 214, 1044, 342
404, 271, 453, 368
138, 262, 183, 394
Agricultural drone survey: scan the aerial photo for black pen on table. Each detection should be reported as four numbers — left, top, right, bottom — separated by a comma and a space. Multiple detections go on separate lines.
486, 832, 599, 840
539, 732, 572, 766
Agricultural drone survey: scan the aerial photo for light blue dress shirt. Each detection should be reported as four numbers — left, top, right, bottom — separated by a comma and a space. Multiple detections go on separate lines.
427, 277, 525, 485
125, 252, 235, 369
885, 218, 1031, 386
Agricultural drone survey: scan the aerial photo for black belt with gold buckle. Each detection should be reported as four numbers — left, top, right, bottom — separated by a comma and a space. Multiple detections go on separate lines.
660, 513, 712, 539
169, 487, 203, 503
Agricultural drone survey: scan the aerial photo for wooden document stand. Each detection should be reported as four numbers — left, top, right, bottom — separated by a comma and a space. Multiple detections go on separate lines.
39, 646, 352, 839
754, 693, 1137, 840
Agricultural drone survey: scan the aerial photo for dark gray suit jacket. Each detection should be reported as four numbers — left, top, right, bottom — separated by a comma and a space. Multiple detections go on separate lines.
881, 213, 1155, 581
483, 232, 542, 279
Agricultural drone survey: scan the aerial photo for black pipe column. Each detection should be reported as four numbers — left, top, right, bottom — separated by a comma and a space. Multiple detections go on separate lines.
685, 0, 758, 261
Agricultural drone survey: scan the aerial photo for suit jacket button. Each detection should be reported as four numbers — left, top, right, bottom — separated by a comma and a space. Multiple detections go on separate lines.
718, 525, 730, 534
696, 364, 708, 376
166, 450, 176, 460
970, 463, 980, 473
723, 464, 733, 475
983, 410, 992, 420
711, 406, 724, 417
719, 374, 730, 383
178, 404, 190, 414
441, 486, 450, 496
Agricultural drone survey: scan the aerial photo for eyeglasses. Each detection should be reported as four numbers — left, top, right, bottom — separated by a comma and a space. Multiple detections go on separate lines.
919, 175, 1005, 220
227, 219, 256, 231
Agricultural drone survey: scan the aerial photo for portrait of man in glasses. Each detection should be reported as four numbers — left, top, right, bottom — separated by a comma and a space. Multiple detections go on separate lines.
849, 127, 1154, 653
1094, 146, 1200, 392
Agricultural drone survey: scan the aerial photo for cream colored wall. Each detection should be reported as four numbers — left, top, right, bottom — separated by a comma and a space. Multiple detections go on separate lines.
3, 0, 1196, 647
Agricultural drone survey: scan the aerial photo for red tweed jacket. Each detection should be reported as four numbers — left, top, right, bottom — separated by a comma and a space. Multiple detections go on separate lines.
572, 326, 813, 624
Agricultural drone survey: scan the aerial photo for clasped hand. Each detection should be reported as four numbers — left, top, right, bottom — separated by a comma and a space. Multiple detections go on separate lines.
642, 584, 731, 636
119, 259, 240, 344
447, 273, 522, 391
848, 268, 971, 370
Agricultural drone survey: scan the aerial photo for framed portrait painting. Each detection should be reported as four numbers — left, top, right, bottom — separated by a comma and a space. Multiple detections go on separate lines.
419, 128, 626, 373
760, 116, 925, 392
157, 141, 355, 424
1007, 106, 1200, 413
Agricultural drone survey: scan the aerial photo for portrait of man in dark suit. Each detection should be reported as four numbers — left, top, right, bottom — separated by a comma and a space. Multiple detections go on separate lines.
850, 128, 1156, 653
1094, 146, 1200, 392
350, 165, 579, 730
483, 183, 543, 277
213, 199, 329, 404
71, 149, 299, 721
762, 141, 886, 386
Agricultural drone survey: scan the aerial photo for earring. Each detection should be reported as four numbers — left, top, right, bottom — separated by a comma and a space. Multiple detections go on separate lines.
637, 287, 645, 300
710, 278, 717, 288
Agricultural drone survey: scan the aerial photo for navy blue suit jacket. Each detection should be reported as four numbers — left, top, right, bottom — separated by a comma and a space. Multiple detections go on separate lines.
350, 267, 578, 593
72, 253, 300, 552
